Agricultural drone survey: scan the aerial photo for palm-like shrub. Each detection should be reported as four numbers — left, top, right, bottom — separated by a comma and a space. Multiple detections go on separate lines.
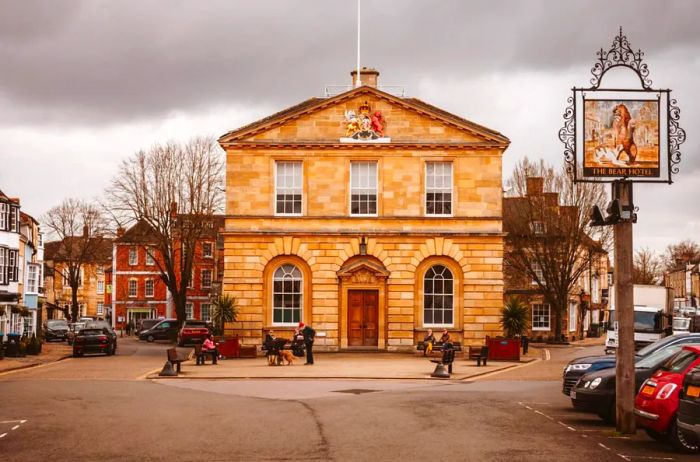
501, 296, 530, 338
211, 294, 238, 336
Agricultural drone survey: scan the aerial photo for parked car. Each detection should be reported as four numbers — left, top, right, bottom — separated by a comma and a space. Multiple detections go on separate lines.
570, 342, 699, 423
678, 367, 700, 449
674, 317, 692, 335
138, 319, 178, 342
85, 321, 118, 352
72, 327, 117, 357
43, 319, 69, 342
135, 318, 161, 337
66, 322, 86, 345
177, 320, 211, 346
635, 346, 700, 453
563, 333, 700, 396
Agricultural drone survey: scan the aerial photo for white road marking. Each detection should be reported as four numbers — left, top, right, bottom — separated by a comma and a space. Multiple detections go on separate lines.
0, 433, 6, 438
0, 420, 23, 423
618, 455, 631, 461
543, 349, 551, 360
599, 443, 611, 450
621, 457, 674, 461
11, 425, 19, 430
534, 410, 553, 420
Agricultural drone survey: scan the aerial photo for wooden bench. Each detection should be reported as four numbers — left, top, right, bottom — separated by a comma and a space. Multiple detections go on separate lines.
430, 347, 457, 374
468, 345, 489, 366
167, 347, 191, 373
417, 341, 462, 356
194, 344, 217, 365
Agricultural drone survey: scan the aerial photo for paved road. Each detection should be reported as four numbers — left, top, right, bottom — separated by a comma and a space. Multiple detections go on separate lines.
0, 341, 696, 461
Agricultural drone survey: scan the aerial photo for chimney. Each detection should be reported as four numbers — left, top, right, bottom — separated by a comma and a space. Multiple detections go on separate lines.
351, 67, 379, 88
544, 192, 559, 208
170, 201, 178, 219
526, 177, 544, 196
82, 224, 89, 238
116, 227, 125, 238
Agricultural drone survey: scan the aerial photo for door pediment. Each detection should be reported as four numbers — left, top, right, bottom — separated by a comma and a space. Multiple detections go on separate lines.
337, 258, 390, 283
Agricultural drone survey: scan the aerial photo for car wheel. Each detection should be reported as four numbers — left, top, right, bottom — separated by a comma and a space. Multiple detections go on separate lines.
668, 417, 700, 453
597, 400, 616, 424
147, 335, 155, 343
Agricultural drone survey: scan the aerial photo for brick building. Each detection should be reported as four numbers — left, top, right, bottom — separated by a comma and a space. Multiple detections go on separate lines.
665, 262, 699, 310
503, 177, 609, 340
112, 217, 223, 329
219, 69, 510, 351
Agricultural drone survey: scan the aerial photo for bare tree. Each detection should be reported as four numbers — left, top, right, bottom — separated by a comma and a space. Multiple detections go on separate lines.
504, 158, 612, 339
106, 136, 224, 325
662, 239, 700, 271
42, 199, 108, 322
633, 247, 663, 285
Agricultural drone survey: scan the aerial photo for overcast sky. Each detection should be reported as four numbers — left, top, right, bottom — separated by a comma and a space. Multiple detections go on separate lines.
0, 0, 698, 253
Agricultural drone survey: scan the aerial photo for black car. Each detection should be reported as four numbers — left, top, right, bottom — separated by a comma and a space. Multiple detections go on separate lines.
563, 333, 700, 396
85, 321, 118, 352
139, 319, 178, 342
571, 343, 697, 422
678, 367, 700, 446
72, 328, 117, 357
135, 319, 161, 337
43, 319, 69, 342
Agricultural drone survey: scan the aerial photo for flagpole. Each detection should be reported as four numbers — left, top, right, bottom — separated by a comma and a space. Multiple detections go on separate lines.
356, 0, 361, 87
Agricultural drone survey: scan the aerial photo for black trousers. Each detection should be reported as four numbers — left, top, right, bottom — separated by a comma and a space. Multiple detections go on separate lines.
305, 341, 314, 364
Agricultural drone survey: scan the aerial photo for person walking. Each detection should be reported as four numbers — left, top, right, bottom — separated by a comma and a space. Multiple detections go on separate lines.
125, 320, 132, 336
299, 322, 315, 365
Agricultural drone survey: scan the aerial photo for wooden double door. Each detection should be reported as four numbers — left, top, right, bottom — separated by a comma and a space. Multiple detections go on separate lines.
348, 290, 379, 347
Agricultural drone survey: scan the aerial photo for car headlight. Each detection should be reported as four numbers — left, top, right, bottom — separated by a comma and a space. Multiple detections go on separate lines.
565, 363, 592, 373
589, 377, 603, 390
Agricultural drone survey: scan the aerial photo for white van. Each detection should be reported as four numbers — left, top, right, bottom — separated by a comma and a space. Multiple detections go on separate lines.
604, 305, 669, 354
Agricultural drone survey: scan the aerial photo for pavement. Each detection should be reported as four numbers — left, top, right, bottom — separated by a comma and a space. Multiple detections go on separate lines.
148, 350, 538, 381
0, 341, 71, 374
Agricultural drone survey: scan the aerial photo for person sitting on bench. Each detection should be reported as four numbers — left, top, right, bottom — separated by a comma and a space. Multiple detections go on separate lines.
439, 329, 450, 345
423, 329, 436, 356
201, 334, 218, 364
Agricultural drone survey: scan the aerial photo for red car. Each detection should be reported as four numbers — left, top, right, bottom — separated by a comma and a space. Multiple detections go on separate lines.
177, 320, 211, 346
634, 345, 700, 453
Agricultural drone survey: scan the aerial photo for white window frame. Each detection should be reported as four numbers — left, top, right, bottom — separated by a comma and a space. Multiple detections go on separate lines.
531, 263, 544, 285
97, 303, 104, 316
569, 302, 578, 332
0, 247, 6, 285
0, 203, 6, 230
145, 248, 155, 266
202, 242, 213, 258
272, 264, 303, 326
530, 221, 545, 234
592, 276, 600, 304
128, 248, 138, 266
97, 280, 105, 295
201, 269, 212, 289
128, 279, 138, 298
26, 264, 38, 293
532, 303, 551, 331
185, 303, 194, 320
145, 278, 154, 298
274, 161, 303, 216
201, 303, 211, 321
423, 265, 455, 328
349, 161, 378, 217
425, 162, 453, 217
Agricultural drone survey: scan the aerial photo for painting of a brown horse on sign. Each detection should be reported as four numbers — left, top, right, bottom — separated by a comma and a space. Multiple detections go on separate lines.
583, 99, 660, 177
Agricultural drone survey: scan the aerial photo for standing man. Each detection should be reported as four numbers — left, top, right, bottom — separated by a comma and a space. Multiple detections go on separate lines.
299, 322, 315, 365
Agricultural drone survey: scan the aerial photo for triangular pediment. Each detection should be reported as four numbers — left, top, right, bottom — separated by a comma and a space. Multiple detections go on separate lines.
219, 86, 509, 147
336, 257, 390, 279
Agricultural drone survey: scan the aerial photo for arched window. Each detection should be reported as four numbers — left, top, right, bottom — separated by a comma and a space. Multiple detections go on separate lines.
423, 265, 453, 326
273, 264, 302, 324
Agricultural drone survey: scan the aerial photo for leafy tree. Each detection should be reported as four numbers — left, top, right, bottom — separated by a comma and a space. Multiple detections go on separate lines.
211, 294, 238, 336
662, 239, 700, 271
501, 296, 529, 338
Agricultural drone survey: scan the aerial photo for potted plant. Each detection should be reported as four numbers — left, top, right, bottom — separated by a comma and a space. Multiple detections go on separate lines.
211, 294, 239, 358
491, 296, 530, 361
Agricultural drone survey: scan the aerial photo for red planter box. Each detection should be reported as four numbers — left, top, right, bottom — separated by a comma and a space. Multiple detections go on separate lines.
487, 338, 520, 361
216, 337, 240, 358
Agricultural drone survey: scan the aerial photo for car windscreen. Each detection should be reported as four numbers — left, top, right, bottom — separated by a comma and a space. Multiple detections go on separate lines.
636, 344, 686, 369
673, 318, 690, 330
184, 322, 208, 328
86, 322, 111, 330
47, 320, 68, 327
634, 311, 664, 333
140, 320, 159, 329
637, 335, 683, 357
660, 350, 699, 373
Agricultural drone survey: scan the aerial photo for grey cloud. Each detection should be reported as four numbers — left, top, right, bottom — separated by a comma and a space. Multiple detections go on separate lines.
1, 0, 700, 125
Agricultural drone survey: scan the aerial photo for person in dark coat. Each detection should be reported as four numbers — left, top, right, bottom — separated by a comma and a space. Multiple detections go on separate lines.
299, 322, 315, 365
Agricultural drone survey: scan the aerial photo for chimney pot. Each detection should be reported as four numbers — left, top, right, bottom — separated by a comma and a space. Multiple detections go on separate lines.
526, 177, 544, 196
351, 67, 379, 88
82, 224, 89, 238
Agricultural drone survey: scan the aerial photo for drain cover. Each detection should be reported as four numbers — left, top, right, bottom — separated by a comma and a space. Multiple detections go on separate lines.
332, 389, 379, 395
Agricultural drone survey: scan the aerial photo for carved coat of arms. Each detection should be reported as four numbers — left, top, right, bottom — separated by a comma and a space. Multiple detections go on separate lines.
342, 101, 388, 141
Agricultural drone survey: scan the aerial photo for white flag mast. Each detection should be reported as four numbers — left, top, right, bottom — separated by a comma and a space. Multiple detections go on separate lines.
356, 0, 361, 87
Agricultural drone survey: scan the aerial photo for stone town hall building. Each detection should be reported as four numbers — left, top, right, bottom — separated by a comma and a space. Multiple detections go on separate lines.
219, 69, 509, 351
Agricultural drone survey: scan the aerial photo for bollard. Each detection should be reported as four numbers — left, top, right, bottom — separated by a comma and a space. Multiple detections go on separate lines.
159, 360, 178, 377
431, 362, 450, 378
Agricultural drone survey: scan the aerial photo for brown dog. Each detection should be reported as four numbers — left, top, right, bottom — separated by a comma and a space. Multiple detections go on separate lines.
278, 349, 296, 365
